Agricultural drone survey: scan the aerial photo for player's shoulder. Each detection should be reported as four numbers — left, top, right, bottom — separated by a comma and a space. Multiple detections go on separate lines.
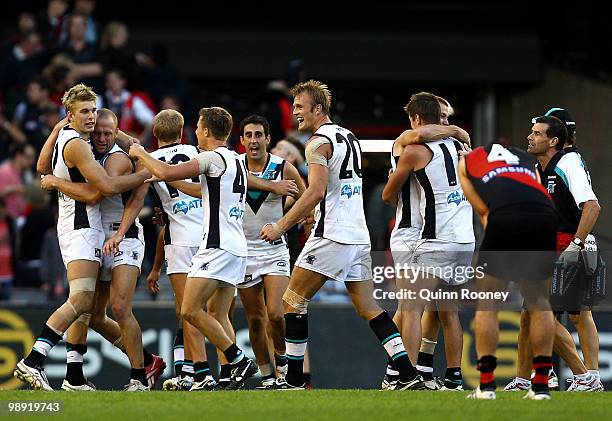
58, 125, 85, 142
557, 149, 582, 171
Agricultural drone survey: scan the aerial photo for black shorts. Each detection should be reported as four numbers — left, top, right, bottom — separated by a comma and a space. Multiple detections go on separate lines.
477, 203, 557, 282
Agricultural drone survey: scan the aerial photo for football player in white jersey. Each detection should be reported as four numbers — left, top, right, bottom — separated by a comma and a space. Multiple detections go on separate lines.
39, 109, 164, 391
139, 109, 211, 391
15, 85, 148, 390
129, 107, 298, 390
381, 96, 471, 390
382, 92, 475, 390
260, 80, 424, 390
236, 115, 306, 389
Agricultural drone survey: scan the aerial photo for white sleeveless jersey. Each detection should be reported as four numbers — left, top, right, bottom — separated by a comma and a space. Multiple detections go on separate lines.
150, 143, 203, 247
52, 125, 103, 236
310, 123, 370, 245
98, 144, 143, 239
414, 138, 474, 243
199, 147, 248, 257
242, 153, 288, 256
390, 143, 422, 243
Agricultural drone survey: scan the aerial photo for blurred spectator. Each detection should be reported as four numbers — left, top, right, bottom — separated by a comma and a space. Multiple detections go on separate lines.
41, 54, 74, 105
135, 42, 184, 100
60, 14, 102, 87
36, 0, 69, 47
40, 207, 66, 300
100, 21, 139, 84
16, 187, 54, 288
260, 80, 293, 148
0, 198, 16, 301
0, 31, 45, 102
60, 0, 99, 46
1, 78, 54, 152
0, 144, 36, 220
271, 136, 306, 177
6, 12, 39, 45
99, 69, 155, 139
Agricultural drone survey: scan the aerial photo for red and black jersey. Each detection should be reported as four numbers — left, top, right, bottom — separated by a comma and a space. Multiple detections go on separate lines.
464, 143, 553, 212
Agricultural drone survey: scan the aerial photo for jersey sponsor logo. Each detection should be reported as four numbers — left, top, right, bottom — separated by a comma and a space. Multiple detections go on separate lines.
481, 166, 536, 183
172, 199, 202, 215
447, 190, 467, 206
547, 176, 556, 193
340, 183, 362, 200
229, 206, 244, 220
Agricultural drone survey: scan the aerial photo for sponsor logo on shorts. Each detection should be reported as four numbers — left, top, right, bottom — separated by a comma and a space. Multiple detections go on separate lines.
229, 206, 244, 220
200, 262, 210, 270
276, 261, 287, 267
172, 199, 202, 215
446, 190, 467, 206
244, 274, 252, 283
340, 183, 362, 200
131, 251, 139, 260
305, 254, 316, 265
114, 250, 123, 257
95, 248, 101, 258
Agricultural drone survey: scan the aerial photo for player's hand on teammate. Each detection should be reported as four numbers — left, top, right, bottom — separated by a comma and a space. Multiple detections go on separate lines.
272, 180, 299, 197
40, 174, 59, 191
299, 211, 315, 226
129, 143, 146, 160
151, 207, 164, 225
260, 222, 284, 243
147, 268, 161, 294
103, 233, 125, 256
53, 116, 70, 132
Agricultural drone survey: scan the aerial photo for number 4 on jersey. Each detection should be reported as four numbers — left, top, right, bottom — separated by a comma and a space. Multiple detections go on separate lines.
487, 143, 519, 165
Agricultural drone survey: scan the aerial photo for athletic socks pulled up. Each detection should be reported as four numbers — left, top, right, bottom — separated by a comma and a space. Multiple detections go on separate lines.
24, 324, 63, 368
194, 361, 211, 382
173, 329, 185, 377
531, 355, 552, 394
477, 355, 497, 391
416, 352, 435, 381
285, 313, 308, 386
223, 344, 244, 365
65, 343, 87, 386
369, 312, 417, 381
444, 367, 463, 389
182, 360, 194, 379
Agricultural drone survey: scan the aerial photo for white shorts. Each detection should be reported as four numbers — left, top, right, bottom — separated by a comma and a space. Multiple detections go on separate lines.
100, 238, 145, 281
238, 251, 291, 289
58, 228, 104, 268
165, 244, 199, 275
296, 237, 372, 282
394, 239, 475, 286
187, 247, 246, 286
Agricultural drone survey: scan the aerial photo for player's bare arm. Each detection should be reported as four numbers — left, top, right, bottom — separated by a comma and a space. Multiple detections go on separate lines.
129, 143, 200, 181
260, 140, 331, 243
396, 125, 470, 148
36, 117, 69, 174
147, 227, 166, 294
66, 139, 148, 195
382, 144, 423, 205
282, 161, 307, 210
458, 158, 489, 228
103, 183, 149, 255
169, 180, 202, 198
40, 175, 103, 204
247, 173, 298, 197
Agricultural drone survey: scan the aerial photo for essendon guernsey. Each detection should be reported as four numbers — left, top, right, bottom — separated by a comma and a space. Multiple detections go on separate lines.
464, 143, 553, 212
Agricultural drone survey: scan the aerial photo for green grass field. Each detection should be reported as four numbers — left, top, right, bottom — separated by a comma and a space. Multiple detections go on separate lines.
0, 390, 610, 420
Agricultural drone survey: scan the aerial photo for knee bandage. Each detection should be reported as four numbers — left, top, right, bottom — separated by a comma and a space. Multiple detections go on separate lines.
282, 288, 309, 314
419, 338, 437, 354
69, 277, 96, 294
